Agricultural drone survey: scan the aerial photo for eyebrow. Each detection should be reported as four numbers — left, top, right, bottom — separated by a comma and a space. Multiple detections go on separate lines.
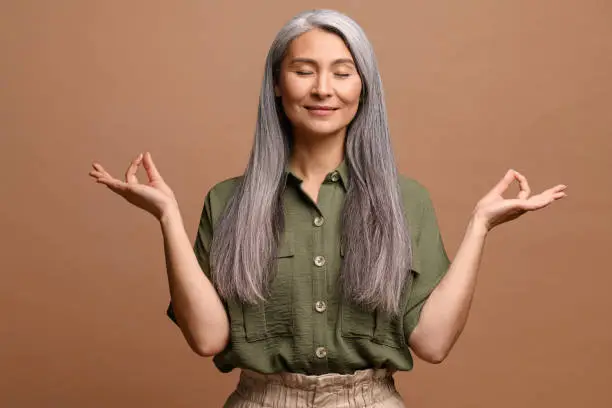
288, 58, 356, 67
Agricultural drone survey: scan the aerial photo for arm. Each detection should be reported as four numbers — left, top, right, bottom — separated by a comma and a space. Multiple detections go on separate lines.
408, 169, 566, 363
88, 152, 229, 356
161, 206, 229, 357
408, 216, 487, 363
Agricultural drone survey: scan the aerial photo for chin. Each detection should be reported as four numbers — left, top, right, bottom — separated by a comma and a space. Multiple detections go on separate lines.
300, 122, 347, 138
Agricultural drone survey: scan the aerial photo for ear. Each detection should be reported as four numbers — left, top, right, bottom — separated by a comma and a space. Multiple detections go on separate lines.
274, 84, 281, 97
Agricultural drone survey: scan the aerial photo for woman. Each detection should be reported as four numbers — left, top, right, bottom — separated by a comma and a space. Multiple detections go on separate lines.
88, 9, 567, 408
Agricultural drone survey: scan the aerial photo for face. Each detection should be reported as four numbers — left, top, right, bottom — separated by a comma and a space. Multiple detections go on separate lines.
275, 28, 363, 140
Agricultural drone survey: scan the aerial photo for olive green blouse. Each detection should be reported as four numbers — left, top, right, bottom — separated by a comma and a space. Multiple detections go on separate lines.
166, 160, 451, 375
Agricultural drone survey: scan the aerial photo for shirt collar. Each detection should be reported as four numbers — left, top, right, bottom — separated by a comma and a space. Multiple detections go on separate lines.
284, 158, 349, 191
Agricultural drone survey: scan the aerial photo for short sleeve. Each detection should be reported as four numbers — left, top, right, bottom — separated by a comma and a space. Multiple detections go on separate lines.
166, 192, 214, 325
403, 188, 451, 337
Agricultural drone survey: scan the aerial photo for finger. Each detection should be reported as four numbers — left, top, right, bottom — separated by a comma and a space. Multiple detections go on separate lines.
142, 151, 163, 182
97, 177, 130, 195
89, 170, 104, 179
500, 198, 540, 212
514, 171, 531, 200
92, 162, 114, 179
90, 165, 126, 192
490, 169, 517, 196
540, 184, 567, 197
550, 186, 568, 198
125, 153, 143, 184
93, 163, 115, 179
517, 192, 560, 211
90, 169, 117, 183
554, 184, 568, 192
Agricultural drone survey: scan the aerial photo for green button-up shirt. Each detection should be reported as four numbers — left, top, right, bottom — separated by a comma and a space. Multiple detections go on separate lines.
167, 160, 451, 375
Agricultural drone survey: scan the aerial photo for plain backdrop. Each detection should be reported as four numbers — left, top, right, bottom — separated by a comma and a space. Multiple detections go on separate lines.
1, 1, 611, 407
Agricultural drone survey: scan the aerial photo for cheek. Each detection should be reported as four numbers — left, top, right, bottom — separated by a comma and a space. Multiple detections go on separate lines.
280, 94, 302, 123
279, 76, 309, 104
338, 81, 362, 122
339, 80, 363, 107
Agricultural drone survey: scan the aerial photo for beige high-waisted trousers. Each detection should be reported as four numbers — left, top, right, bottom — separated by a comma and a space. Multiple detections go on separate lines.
223, 368, 406, 408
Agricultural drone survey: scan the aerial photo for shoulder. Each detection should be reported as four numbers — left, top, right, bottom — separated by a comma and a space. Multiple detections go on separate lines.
208, 175, 243, 201
397, 173, 432, 213
397, 173, 428, 197
201, 175, 244, 219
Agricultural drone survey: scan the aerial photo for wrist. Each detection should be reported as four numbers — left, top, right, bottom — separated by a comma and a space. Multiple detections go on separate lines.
467, 212, 489, 238
159, 204, 182, 227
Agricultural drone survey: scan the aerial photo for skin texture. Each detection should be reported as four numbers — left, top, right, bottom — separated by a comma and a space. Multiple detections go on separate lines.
275, 28, 362, 203
88, 28, 568, 363
275, 28, 362, 139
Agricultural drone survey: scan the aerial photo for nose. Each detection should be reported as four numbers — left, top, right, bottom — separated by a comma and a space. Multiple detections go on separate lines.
312, 73, 332, 97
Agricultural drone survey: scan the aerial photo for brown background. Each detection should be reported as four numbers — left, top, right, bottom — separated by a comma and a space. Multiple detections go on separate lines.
1, 0, 611, 407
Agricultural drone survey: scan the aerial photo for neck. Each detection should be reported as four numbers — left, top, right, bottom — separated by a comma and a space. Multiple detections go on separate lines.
289, 128, 345, 182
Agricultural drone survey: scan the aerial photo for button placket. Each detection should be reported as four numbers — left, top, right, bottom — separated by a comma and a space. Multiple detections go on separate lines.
309, 192, 331, 370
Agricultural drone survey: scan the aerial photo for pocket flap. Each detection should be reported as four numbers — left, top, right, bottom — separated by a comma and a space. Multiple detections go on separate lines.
341, 243, 420, 273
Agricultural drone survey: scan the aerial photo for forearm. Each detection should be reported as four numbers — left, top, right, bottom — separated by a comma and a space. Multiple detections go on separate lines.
160, 206, 229, 356
410, 215, 488, 362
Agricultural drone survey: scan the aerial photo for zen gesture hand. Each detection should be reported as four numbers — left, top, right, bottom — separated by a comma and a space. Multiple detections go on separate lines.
474, 169, 567, 232
88, 152, 179, 220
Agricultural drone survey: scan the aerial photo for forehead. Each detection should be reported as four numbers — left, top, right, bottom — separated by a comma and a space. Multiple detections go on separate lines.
285, 28, 354, 61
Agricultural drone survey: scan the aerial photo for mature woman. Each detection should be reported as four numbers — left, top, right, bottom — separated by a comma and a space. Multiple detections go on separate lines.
89, 9, 566, 408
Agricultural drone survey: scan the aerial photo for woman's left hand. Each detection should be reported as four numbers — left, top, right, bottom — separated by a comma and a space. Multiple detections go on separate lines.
473, 169, 567, 232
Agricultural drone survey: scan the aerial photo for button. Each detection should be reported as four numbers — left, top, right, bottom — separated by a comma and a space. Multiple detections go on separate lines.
314, 255, 326, 267
313, 216, 324, 227
330, 172, 340, 182
315, 346, 327, 359
315, 300, 327, 313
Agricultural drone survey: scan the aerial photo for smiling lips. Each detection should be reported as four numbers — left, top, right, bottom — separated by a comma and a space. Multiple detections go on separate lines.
305, 105, 338, 116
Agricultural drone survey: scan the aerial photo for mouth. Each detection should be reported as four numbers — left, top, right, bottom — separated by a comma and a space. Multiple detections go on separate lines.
305, 106, 338, 111
305, 106, 339, 117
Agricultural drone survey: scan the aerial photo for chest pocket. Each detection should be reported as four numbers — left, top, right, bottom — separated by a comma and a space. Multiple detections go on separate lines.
242, 231, 295, 342
339, 246, 420, 349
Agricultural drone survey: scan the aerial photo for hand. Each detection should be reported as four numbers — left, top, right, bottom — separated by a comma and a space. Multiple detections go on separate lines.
473, 169, 567, 232
88, 152, 179, 220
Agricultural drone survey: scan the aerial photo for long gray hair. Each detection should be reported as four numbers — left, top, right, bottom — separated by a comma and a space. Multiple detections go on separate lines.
210, 9, 413, 316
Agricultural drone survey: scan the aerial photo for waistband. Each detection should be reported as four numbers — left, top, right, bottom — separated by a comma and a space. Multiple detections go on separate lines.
239, 368, 396, 391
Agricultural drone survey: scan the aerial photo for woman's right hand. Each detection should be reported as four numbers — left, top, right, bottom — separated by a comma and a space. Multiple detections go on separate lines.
88, 152, 179, 220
